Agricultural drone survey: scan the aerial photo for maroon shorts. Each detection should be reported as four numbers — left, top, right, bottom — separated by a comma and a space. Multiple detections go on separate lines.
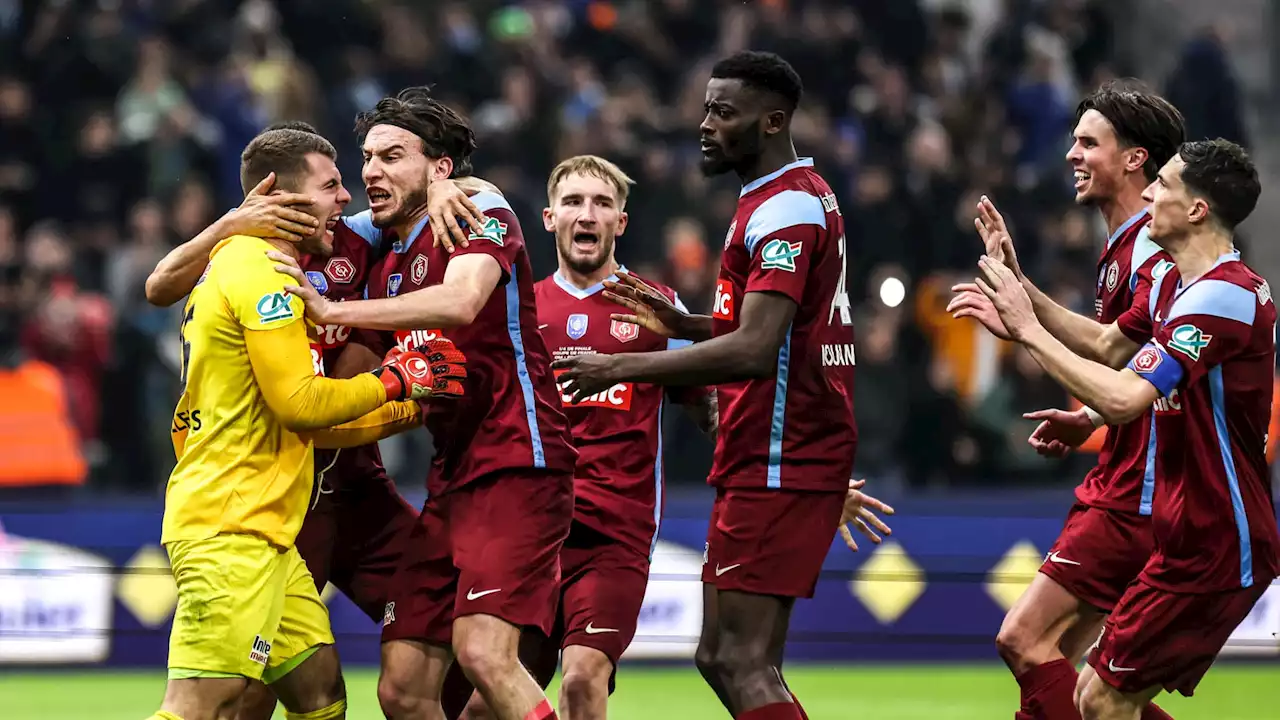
381, 471, 573, 646
701, 487, 844, 598
295, 479, 418, 622
1039, 503, 1153, 612
1088, 577, 1269, 696
555, 521, 650, 664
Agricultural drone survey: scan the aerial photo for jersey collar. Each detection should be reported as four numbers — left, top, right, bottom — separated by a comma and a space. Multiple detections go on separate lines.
740, 158, 814, 197
1172, 249, 1242, 297
390, 214, 432, 254
1105, 207, 1150, 251
553, 264, 628, 300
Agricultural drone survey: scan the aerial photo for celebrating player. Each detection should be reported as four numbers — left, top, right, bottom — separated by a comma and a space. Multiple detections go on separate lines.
551, 52, 892, 720
974, 138, 1278, 719
147, 128, 463, 720
144, 120, 482, 720
948, 83, 1186, 719
439, 155, 718, 720
273, 88, 576, 720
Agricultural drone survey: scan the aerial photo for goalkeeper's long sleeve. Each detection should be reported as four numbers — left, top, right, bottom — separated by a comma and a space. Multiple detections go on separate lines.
244, 320, 387, 432
306, 400, 421, 449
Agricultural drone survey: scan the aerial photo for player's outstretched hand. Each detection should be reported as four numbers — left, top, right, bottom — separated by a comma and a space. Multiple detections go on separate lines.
602, 271, 687, 339
228, 173, 320, 243
427, 177, 487, 254
269, 250, 336, 324
372, 340, 468, 402
1025, 407, 1097, 458
974, 255, 1037, 340
974, 196, 1023, 279
551, 352, 622, 404
947, 282, 1012, 340
838, 479, 895, 552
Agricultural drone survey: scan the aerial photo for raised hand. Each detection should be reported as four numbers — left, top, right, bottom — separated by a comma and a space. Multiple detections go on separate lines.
974, 196, 1023, 279
602, 271, 688, 339
947, 282, 1013, 340
838, 479, 896, 552
975, 255, 1037, 340
227, 173, 320, 242
427, 177, 488, 254
1025, 407, 1098, 458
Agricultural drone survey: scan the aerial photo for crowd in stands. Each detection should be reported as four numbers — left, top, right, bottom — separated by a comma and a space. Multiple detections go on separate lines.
0, 0, 1256, 493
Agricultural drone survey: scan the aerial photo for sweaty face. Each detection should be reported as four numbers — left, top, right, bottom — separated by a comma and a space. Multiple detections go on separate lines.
1065, 109, 1140, 207
361, 124, 442, 230
544, 172, 627, 275
1142, 155, 1196, 244
700, 78, 764, 177
293, 153, 351, 257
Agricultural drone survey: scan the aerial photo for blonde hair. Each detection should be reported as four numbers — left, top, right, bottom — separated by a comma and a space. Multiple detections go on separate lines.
546, 155, 635, 207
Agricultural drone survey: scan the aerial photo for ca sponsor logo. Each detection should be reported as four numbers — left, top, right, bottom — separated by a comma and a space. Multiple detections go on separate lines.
1151, 259, 1174, 280
760, 238, 802, 272
1167, 324, 1211, 361
468, 217, 509, 246
256, 292, 295, 323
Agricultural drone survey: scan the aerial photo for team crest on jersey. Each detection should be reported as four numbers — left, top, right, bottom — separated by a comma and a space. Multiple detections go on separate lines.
1257, 280, 1272, 306
411, 254, 428, 284
1152, 259, 1174, 280
325, 256, 356, 284
388, 273, 403, 297
567, 313, 589, 340
1105, 261, 1119, 292
724, 221, 737, 250
610, 319, 639, 343
760, 238, 802, 272
1167, 324, 1212, 361
468, 217, 508, 246
1132, 346, 1163, 374
305, 271, 329, 294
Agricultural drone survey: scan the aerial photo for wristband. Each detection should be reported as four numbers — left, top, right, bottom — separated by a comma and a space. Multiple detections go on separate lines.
1083, 406, 1105, 428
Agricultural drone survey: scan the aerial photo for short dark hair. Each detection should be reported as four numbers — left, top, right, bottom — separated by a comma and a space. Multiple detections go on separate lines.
263, 120, 319, 134
240, 129, 337, 194
354, 86, 477, 177
711, 51, 803, 113
1075, 80, 1186, 181
1177, 139, 1260, 231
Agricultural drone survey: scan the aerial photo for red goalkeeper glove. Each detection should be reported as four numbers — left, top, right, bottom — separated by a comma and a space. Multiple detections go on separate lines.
371, 339, 468, 401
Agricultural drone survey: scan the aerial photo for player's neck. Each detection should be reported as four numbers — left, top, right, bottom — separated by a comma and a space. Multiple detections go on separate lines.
1169, 230, 1236, 285
556, 257, 619, 290
392, 203, 430, 246
739, 143, 799, 187
264, 237, 301, 260
1097, 185, 1149, 236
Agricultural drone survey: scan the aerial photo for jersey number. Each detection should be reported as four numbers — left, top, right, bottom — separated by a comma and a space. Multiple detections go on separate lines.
828, 235, 853, 326
179, 303, 195, 387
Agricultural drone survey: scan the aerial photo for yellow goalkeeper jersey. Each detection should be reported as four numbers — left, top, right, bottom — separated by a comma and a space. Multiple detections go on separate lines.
163, 235, 385, 548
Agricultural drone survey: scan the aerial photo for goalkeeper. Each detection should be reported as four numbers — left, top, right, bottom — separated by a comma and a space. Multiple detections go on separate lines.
149, 129, 466, 720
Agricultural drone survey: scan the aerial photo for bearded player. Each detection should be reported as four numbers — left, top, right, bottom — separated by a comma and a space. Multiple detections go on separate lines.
145, 120, 483, 720
273, 88, 576, 720
146, 128, 463, 720
553, 52, 892, 720
948, 84, 1186, 720
976, 138, 1278, 719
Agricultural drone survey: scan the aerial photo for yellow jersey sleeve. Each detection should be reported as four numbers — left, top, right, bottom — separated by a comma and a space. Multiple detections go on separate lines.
306, 400, 422, 449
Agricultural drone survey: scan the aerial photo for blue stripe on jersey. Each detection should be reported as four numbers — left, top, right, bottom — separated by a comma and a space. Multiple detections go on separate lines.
472, 190, 514, 215
1168, 279, 1257, 326
1128, 342, 1183, 397
1106, 207, 1149, 250
667, 294, 692, 349
650, 398, 665, 561
342, 211, 381, 246
740, 158, 814, 197
1208, 365, 1254, 588
1129, 226, 1162, 293
505, 263, 546, 468
1140, 413, 1157, 516
766, 327, 794, 489
743, 190, 828, 257
1150, 270, 1167, 319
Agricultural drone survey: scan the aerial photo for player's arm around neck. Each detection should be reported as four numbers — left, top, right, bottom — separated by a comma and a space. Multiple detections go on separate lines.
611, 290, 797, 386
1018, 324, 1158, 425
327, 253, 501, 331
244, 320, 388, 432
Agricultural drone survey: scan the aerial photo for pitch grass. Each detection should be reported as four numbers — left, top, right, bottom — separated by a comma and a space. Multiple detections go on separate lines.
1, 664, 1272, 719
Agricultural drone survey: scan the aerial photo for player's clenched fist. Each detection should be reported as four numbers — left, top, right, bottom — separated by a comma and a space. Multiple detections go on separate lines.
371, 340, 468, 401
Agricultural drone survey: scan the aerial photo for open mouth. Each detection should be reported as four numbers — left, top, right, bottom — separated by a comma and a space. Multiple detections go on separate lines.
1073, 170, 1091, 191
572, 232, 600, 252
323, 214, 339, 240
368, 188, 392, 208
700, 140, 719, 155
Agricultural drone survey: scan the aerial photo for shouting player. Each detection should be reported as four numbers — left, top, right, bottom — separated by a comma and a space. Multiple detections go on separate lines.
440, 155, 719, 720
145, 120, 482, 720
148, 128, 463, 720
552, 52, 892, 720
974, 139, 1278, 719
273, 88, 576, 720
948, 83, 1186, 718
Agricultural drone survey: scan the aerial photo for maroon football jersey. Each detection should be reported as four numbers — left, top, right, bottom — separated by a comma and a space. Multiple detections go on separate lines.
1076, 210, 1174, 514
300, 221, 389, 491
1121, 252, 1280, 592
710, 158, 856, 492
535, 269, 703, 558
351, 192, 577, 496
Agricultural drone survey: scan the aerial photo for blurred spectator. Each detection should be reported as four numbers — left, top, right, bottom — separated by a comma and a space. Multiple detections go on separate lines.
1164, 26, 1249, 147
